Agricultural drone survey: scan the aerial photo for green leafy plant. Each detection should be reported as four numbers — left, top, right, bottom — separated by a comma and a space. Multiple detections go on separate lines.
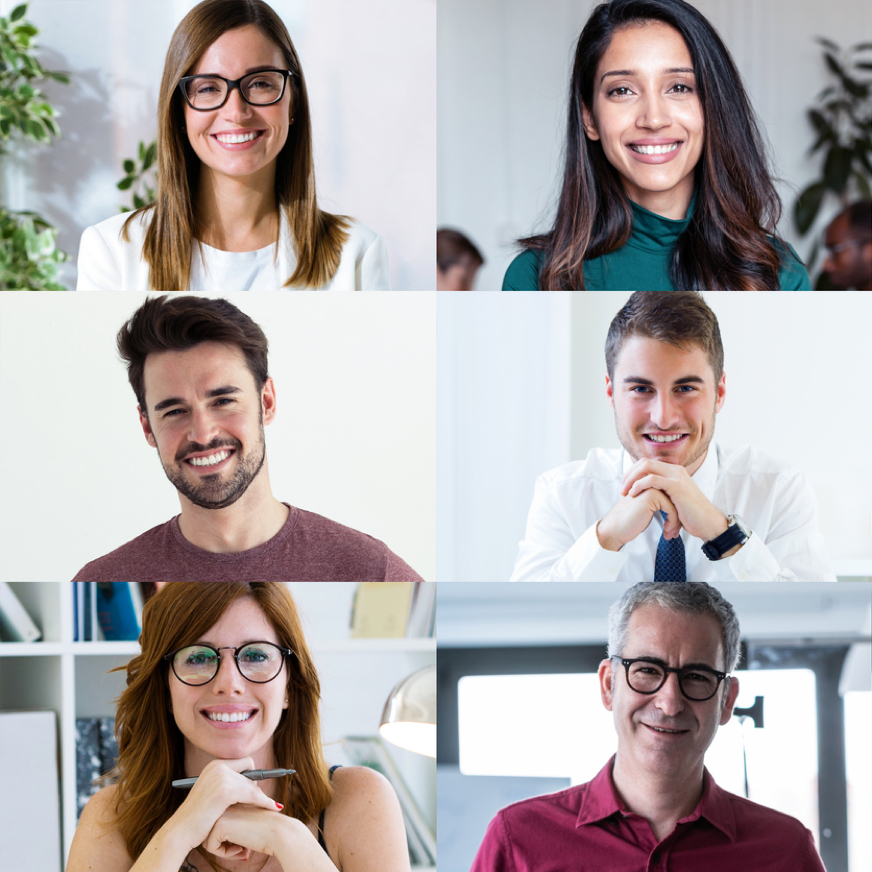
793, 38, 872, 288
0, 2, 70, 290
118, 139, 157, 212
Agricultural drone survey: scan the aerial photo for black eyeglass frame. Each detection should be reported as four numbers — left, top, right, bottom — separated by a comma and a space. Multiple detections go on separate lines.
177, 69, 296, 111
610, 655, 729, 701
164, 641, 293, 686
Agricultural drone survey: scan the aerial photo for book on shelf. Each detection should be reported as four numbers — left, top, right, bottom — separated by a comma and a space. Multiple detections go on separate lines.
72, 583, 146, 641
350, 582, 434, 639
0, 711, 61, 871
75, 717, 119, 818
0, 582, 42, 642
339, 735, 436, 867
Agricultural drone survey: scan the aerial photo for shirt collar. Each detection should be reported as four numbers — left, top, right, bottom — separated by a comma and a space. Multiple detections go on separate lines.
627, 189, 697, 254
578, 757, 738, 842
620, 441, 720, 503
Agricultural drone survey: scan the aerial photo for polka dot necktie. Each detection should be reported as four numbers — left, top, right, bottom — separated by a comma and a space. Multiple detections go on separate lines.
654, 510, 686, 582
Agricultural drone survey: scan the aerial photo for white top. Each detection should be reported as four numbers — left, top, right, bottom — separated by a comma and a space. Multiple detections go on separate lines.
76, 210, 390, 291
510, 444, 836, 582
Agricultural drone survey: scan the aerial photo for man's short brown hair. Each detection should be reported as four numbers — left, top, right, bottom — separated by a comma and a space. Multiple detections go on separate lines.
605, 292, 724, 382
118, 295, 269, 414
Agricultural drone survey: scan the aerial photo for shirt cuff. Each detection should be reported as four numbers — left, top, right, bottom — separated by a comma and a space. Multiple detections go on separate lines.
720, 531, 786, 581
549, 523, 630, 581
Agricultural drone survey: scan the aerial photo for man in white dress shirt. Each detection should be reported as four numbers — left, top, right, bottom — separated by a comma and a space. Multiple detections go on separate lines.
511, 292, 835, 582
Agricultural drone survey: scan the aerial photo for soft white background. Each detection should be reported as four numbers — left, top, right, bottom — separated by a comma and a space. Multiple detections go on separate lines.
0, 292, 437, 581
437, 0, 868, 290
437, 291, 872, 581
1, 0, 436, 290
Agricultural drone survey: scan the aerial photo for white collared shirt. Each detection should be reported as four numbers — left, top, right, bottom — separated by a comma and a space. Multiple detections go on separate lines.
510, 444, 836, 582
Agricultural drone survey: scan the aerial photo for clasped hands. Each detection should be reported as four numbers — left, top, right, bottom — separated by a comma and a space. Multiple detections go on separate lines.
596, 459, 729, 553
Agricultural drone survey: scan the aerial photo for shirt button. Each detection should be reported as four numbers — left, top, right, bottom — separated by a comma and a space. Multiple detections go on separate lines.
738, 570, 748, 580
610, 566, 619, 576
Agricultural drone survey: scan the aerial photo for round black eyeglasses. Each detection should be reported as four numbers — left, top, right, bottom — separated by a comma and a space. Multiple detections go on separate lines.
178, 69, 295, 111
164, 642, 292, 686
610, 656, 728, 702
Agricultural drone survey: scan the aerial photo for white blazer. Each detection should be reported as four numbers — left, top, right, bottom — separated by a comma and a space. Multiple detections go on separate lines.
76, 211, 390, 291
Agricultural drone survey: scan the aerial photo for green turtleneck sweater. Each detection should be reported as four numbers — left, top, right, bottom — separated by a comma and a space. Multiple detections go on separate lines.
502, 196, 811, 290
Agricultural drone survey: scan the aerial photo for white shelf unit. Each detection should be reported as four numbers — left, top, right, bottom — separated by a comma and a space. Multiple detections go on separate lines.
0, 583, 436, 870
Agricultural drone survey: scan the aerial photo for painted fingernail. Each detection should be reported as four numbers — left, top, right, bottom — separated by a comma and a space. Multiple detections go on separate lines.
276, 802, 284, 809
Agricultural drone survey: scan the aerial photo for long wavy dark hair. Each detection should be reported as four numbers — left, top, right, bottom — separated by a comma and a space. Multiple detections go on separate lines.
523, 0, 790, 290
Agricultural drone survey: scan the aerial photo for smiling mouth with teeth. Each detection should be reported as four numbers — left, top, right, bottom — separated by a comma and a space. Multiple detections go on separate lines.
215, 131, 263, 144
646, 724, 687, 734
206, 710, 255, 723
629, 142, 681, 155
187, 449, 233, 467
643, 434, 685, 443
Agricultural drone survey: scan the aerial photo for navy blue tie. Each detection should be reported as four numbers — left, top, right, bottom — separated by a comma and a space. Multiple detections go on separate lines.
654, 510, 686, 582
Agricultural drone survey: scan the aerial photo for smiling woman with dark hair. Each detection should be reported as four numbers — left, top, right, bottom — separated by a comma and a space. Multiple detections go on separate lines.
503, 0, 811, 291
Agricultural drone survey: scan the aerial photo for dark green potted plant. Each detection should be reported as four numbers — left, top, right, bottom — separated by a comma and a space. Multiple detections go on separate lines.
0, 2, 69, 290
792, 38, 872, 289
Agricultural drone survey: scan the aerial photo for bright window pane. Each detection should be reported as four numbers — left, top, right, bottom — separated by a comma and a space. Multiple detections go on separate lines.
845, 691, 872, 872
458, 668, 819, 844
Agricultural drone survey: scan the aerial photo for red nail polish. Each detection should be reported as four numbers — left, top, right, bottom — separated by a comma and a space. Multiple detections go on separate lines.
276, 802, 284, 809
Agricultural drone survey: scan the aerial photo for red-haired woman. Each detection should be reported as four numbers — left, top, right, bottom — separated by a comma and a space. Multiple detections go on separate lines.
67, 583, 409, 872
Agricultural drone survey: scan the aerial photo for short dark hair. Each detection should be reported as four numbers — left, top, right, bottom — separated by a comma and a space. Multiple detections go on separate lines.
437, 228, 484, 273
605, 291, 724, 381
118, 295, 270, 413
841, 200, 872, 240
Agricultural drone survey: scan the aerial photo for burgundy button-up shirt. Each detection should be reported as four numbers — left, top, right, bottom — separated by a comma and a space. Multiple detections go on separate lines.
470, 756, 827, 872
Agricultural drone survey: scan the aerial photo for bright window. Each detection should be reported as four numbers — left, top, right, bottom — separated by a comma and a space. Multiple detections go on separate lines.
458, 668, 819, 843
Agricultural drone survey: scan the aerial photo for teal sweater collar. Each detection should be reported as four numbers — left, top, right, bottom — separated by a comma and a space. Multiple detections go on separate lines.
627, 191, 697, 254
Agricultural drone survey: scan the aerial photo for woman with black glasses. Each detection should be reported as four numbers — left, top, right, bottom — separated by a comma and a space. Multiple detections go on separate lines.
66, 583, 409, 872
77, 0, 389, 290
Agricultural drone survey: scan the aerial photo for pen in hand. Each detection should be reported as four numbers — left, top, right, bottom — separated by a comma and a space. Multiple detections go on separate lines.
172, 768, 296, 789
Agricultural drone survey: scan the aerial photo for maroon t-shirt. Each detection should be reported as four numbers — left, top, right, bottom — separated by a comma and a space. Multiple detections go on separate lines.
470, 756, 826, 872
71, 504, 424, 582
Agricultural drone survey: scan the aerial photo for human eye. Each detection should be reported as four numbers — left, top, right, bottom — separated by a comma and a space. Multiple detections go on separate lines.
240, 645, 271, 662
163, 408, 185, 418
670, 82, 694, 94
194, 78, 223, 94
185, 648, 216, 665
675, 385, 697, 393
630, 385, 652, 394
607, 85, 634, 97
213, 397, 236, 407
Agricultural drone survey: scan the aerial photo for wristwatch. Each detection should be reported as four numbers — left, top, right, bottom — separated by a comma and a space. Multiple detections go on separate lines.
702, 514, 751, 560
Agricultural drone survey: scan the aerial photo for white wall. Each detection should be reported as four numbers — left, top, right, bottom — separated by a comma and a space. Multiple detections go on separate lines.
2, 0, 435, 290
437, 0, 867, 290
439, 291, 872, 580
0, 292, 436, 581
437, 292, 571, 581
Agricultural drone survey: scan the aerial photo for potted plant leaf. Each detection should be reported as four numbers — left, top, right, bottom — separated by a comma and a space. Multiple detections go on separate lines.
793, 38, 872, 289
0, 1, 70, 290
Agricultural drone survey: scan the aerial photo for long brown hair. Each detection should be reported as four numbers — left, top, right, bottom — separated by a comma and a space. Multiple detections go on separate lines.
524, 0, 791, 290
122, 0, 350, 290
109, 583, 331, 864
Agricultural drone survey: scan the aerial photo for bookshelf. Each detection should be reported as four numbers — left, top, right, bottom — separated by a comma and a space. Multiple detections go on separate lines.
0, 582, 436, 871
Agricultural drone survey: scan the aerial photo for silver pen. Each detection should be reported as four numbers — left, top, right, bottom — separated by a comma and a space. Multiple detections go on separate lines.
172, 767, 296, 789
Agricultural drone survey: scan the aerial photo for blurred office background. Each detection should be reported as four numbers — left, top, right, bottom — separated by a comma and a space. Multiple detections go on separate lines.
436, 582, 872, 872
1, 0, 435, 290
438, 0, 868, 290
437, 291, 872, 581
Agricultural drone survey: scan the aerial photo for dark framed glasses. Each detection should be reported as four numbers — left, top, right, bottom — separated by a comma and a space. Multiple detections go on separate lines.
165, 641, 292, 686
610, 655, 728, 701
178, 69, 295, 111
